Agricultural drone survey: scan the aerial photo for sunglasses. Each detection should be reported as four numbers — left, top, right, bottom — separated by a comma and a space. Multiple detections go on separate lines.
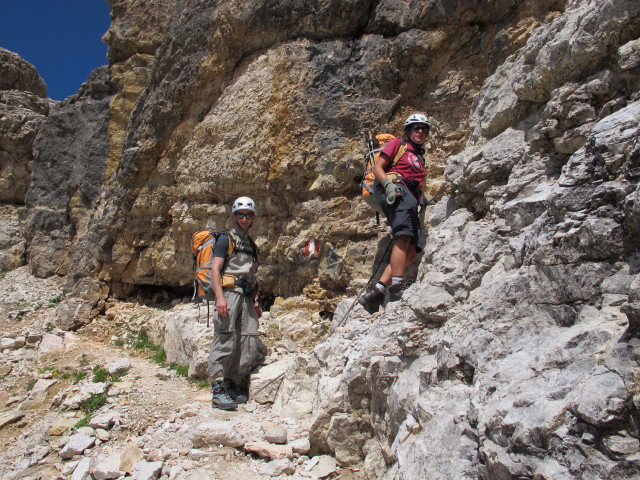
235, 212, 255, 219
410, 124, 429, 133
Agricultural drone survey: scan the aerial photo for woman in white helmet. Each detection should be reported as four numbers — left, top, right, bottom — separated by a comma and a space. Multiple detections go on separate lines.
207, 196, 266, 410
358, 113, 430, 314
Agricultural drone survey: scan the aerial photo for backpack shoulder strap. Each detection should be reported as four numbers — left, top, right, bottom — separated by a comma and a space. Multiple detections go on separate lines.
248, 236, 259, 262
390, 139, 407, 166
221, 231, 236, 257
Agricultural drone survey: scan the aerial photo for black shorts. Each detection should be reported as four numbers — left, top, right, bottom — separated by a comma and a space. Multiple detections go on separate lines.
377, 182, 424, 252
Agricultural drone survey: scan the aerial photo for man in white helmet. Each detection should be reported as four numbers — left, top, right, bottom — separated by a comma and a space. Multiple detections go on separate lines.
358, 113, 430, 314
207, 196, 266, 410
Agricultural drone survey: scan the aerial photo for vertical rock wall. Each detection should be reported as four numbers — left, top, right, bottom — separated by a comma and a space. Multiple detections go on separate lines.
22, 67, 115, 278
17, 0, 568, 328
308, 1, 640, 478
3, 0, 640, 477
0, 48, 49, 271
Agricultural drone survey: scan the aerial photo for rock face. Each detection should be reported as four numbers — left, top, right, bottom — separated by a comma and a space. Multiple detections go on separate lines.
22, 66, 115, 279
305, 1, 640, 479
0, 48, 49, 270
0, 48, 47, 96
1, 0, 640, 478
13, 0, 568, 328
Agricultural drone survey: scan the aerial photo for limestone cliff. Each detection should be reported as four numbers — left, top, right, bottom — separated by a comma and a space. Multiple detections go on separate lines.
1, 0, 640, 478
306, 1, 640, 478
16, 0, 568, 328
0, 48, 49, 270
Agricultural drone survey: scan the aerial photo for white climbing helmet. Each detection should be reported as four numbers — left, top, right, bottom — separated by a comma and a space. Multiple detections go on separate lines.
404, 113, 431, 130
232, 196, 256, 213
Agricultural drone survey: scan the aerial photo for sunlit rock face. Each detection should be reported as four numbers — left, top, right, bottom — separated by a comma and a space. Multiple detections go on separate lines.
306, 1, 640, 478
21, 0, 567, 323
5, 0, 640, 478
0, 48, 48, 205
0, 48, 49, 270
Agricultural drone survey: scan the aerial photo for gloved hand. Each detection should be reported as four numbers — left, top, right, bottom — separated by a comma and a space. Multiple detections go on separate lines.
382, 178, 401, 205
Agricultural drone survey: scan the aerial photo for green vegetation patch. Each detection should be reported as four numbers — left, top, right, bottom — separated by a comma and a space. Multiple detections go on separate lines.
169, 362, 188, 377
133, 331, 158, 351
92, 364, 127, 383
75, 392, 108, 428
37, 365, 55, 375
133, 331, 167, 365
192, 378, 211, 389
80, 392, 108, 413
92, 365, 110, 383
48, 292, 63, 306
149, 348, 167, 364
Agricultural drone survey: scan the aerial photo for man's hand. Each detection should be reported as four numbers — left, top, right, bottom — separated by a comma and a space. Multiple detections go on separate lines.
382, 178, 401, 204
216, 297, 229, 317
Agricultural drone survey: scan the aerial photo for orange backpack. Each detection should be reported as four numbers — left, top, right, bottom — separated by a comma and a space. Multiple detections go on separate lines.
361, 131, 407, 213
191, 230, 236, 300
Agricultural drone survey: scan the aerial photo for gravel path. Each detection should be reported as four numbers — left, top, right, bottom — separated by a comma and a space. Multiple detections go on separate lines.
0, 267, 361, 479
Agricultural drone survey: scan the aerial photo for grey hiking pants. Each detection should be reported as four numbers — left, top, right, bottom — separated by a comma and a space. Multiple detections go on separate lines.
207, 289, 266, 386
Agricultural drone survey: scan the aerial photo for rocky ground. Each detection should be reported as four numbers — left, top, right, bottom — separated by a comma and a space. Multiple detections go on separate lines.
0, 267, 361, 480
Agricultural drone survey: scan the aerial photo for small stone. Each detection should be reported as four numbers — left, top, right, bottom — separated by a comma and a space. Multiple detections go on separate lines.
0, 411, 25, 429
61, 459, 79, 476
259, 458, 296, 477
603, 434, 640, 456
178, 409, 198, 419
31, 378, 57, 393
93, 452, 123, 480
6, 396, 25, 407
289, 437, 310, 455
71, 457, 93, 480
60, 433, 95, 459
190, 420, 246, 448
26, 334, 42, 344
305, 455, 338, 478
77, 426, 95, 436
19, 389, 48, 410
261, 421, 288, 444
131, 460, 164, 480
243, 441, 293, 460
89, 411, 121, 430
145, 449, 164, 462
0, 338, 16, 350
48, 416, 78, 436
38, 334, 64, 354
120, 442, 144, 473
107, 358, 131, 376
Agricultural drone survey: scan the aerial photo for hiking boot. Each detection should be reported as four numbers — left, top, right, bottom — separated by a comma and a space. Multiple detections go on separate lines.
224, 379, 248, 404
211, 380, 238, 411
388, 283, 407, 302
358, 288, 385, 314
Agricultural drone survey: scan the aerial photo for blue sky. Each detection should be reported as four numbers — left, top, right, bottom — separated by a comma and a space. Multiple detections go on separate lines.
0, 0, 111, 101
